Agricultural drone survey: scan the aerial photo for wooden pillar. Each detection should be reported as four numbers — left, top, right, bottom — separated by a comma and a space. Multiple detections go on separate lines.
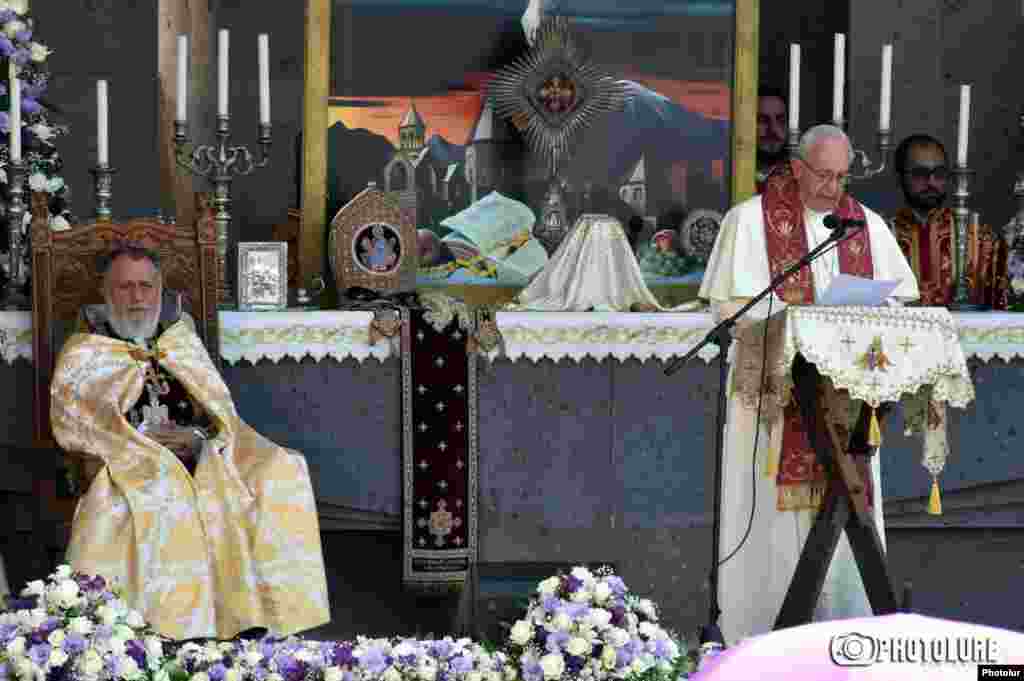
731, 0, 759, 204
301, 0, 331, 289
158, 0, 209, 227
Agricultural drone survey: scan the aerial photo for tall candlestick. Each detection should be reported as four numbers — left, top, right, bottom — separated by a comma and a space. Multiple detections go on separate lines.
879, 44, 893, 131
177, 34, 188, 122
218, 29, 229, 118
8, 62, 20, 162
788, 43, 800, 132
957, 84, 971, 166
832, 34, 845, 124
97, 80, 109, 166
258, 33, 270, 125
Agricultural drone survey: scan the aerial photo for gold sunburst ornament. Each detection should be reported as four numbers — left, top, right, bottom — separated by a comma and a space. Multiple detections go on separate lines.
487, 15, 630, 173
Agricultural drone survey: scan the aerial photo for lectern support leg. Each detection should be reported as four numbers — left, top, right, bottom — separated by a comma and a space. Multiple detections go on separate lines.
773, 357, 899, 630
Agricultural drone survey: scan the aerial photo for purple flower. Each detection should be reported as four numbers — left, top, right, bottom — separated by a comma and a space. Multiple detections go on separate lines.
450, 654, 474, 674
125, 640, 147, 670
0, 661, 9, 681
533, 626, 548, 647
359, 647, 387, 676
615, 648, 633, 669
0, 623, 18, 646
521, 659, 543, 681
563, 575, 583, 593
28, 643, 52, 667
651, 639, 672, 660
544, 631, 569, 654
609, 607, 626, 627
0, 36, 13, 57
279, 656, 308, 681
541, 595, 560, 613
564, 602, 589, 619
604, 576, 626, 596
94, 624, 113, 642
61, 635, 86, 656
252, 667, 268, 681
10, 47, 30, 66
14, 29, 31, 42
260, 639, 278, 660
330, 643, 354, 667
564, 655, 584, 675
429, 640, 453, 660
208, 663, 228, 681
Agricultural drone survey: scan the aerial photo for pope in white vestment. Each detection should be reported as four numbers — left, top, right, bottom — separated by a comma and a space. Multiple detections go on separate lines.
698, 125, 919, 644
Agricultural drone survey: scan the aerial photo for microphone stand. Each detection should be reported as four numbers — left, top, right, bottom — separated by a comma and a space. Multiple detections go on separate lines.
664, 220, 864, 649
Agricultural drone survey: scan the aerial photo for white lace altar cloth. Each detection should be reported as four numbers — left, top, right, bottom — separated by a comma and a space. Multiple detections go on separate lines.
0, 311, 32, 363
732, 305, 975, 482
219, 310, 388, 364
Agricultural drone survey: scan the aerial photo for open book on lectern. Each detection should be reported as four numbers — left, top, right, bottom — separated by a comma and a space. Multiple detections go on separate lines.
816, 274, 901, 307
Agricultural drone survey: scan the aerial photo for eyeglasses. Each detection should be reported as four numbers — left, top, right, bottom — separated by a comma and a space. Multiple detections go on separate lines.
799, 158, 851, 188
904, 165, 949, 182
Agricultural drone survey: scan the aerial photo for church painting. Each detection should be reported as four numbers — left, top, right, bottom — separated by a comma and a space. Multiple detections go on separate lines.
327, 0, 734, 306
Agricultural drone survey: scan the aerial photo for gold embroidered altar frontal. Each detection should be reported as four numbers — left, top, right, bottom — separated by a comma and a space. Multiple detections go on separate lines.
50, 321, 330, 640
733, 306, 976, 508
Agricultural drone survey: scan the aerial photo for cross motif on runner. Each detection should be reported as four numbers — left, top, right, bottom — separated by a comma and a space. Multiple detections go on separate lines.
868, 375, 883, 391
418, 422, 429, 432
454, 420, 464, 432
418, 460, 429, 470
438, 441, 448, 452
416, 330, 425, 341
456, 459, 465, 470
899, 337, 915, 353
434, 356, 446, 368
452, 329, 462, 340
840, 333, 857, 354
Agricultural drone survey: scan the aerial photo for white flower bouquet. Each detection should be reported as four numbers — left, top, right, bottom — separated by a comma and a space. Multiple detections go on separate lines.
503, 567, 687, 681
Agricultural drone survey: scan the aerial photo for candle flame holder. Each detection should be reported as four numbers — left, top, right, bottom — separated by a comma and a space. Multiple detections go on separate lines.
948, 164, 986, 311
1, 159, 30, 310
90, 164, 116, 223
173, 116, 272, 309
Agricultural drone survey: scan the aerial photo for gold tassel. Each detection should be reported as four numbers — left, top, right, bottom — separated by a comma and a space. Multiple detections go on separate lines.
868, 407, 882, 447
927, 477, 942, 515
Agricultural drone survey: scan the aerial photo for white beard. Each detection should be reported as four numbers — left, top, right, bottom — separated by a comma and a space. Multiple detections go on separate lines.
106, 303, 160, 342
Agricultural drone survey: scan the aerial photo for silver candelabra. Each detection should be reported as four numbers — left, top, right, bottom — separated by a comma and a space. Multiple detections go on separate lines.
786, 124, 894, 181
948, 164, 985, 310
174, 116, 271, 308
89, 164, 115, 222
1, 159, 29, 310
1001, 113, 1024, 267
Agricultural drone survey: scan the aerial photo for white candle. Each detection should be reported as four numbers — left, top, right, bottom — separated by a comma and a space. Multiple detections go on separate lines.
879, 44, 893, 131
957, 84, 971, 166
833, 33, 845, 124
258, 33, 270, 125
176, 34, 188, 122
97, 80, 109, 166
8, 62, 19, 163
788, 43, 800, 131
218, 28, 229, 118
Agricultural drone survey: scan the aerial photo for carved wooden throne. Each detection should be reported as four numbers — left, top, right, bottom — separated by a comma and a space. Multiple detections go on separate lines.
29, 192, 220, 546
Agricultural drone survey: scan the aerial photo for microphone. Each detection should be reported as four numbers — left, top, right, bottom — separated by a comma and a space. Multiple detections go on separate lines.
823, 214, 867, 231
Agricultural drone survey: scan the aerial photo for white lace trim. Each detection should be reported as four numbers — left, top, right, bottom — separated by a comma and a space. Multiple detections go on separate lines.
4, 309, 1024, 365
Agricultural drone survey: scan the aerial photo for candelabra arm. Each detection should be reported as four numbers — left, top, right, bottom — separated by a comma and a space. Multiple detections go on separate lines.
1, 159, 30, 310
849, 129, 894, 181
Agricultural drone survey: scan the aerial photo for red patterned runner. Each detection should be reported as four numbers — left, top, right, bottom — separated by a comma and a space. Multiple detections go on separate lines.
401, 307, 478, 591
761, 173, 875, 511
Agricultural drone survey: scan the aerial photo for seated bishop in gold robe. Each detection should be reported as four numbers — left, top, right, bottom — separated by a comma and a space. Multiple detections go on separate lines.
50, 245, 330, 641
891, 134, 1009, 309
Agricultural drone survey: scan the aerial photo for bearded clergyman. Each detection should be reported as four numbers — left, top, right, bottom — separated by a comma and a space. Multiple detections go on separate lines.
50, 244, 330, 641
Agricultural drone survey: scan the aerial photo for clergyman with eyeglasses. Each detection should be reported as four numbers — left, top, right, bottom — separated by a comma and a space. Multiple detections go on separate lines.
890, 133, 1009, 308
698, 124, 919, 645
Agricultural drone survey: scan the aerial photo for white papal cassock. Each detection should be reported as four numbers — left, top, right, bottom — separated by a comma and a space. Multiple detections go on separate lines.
698, 194, 919, 644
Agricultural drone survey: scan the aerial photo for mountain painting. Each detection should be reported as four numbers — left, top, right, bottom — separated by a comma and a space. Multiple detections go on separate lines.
327, 1, 734, 306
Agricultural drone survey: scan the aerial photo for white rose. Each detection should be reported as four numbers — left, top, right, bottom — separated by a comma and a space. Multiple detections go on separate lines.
537, 577, 560, 596
294, 649, 314, 663
14, 659, 34, 681
569, 589, 590, 603
22, 580, 46, 597
6, 0, 28, 15
503, 667, 517, 681
466, 672, 482, 681
225, 669, 242, 681
1013, 278, 1024, 295
382, 669, 401, 681
538, 654, 565, 681
509, 620, 533, 646
418, 666, 437, 681
486, 671, 502, 681
630, 658, 646, 675
48, 213, 71, 232
600, 646, 616, 670
96, 605, 119, 626
6, 635, 26, 657
49, 648, 69, 668
323, 667, 344, 681
192, 673, 211, 681
637, 622, 658, 639
607, 628, 630, 648
81, 649, 105, 676
4, 19, 26, 38
636, 599, 657, 621
592, 583, 611, 604
202, 643, 222, 662
144, 636, 163, 658
565, 638, 589, 657
30, 123, 54, 143
109, 638, 127, 657
28, 41, 50, 62
552, 613, 572, 632
154, 670, 171, 681
586, 609, 611, 630
54, 565, 73, 579
120, 656, 141, 680
48, 629, 66, 646
266, 674, 284, 681
122, 610, 145, 629
28, 173, 49, 193
243, 650, 263, 667
68, 617, 94, 635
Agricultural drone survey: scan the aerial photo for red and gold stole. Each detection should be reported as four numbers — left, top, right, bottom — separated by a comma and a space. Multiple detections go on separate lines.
891, 207, 1009, 310
761, 172, 875, 511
